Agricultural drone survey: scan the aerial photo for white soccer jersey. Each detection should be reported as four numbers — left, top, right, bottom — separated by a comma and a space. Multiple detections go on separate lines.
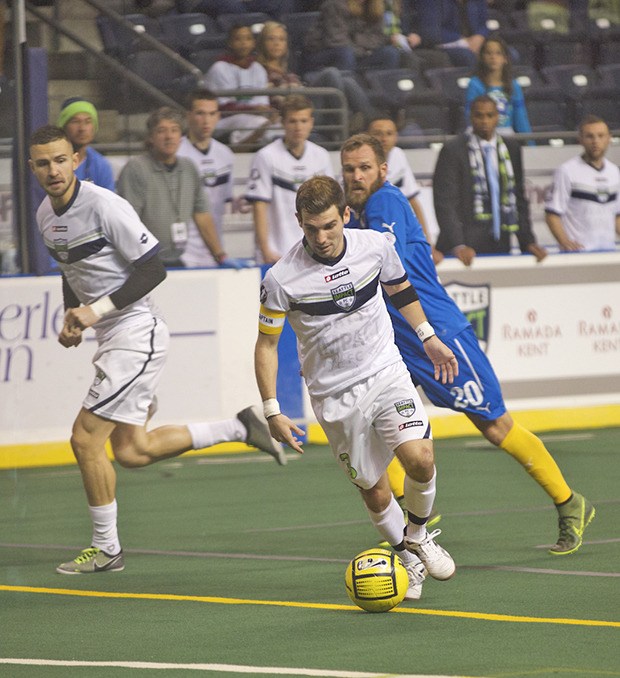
545, 155, 620, 251
386, 146, 420, 201
245, 138, 335, 260
259, 229, 408, 398
177, 136, 234, 267
36, 180, 161, 339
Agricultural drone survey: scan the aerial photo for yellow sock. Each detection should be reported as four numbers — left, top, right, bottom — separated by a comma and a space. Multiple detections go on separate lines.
500, 423, 572, 504
386, 457, 406, 500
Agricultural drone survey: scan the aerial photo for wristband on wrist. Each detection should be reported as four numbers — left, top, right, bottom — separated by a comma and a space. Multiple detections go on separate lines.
415, 320, 436, 343
263, 398, 281, 419
90, 295, 116, 319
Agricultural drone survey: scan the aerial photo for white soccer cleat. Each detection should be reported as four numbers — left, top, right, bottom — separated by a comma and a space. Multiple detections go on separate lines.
403, 556, 426, 600
404, 528, 455, 581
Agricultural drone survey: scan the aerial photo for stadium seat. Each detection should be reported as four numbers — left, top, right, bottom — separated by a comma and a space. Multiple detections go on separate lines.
96, 13, 162, 57
574, 90, 620, 129
541, 64, 603, 100
362, 69, 453, 137
485, 9, 513, 34
424, 66, 472, 103
512, 64, 546, 93
524, 90, 571, 133
596, 38, 620, 65
124, 49, 198, 97
538, 34, 592, 68
216, 12, 270, 36
159, 13, 225, 58
188, 47, 223, 74
597, 62, 620, 88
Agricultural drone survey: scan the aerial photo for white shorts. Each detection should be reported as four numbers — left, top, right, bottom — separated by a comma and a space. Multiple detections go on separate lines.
311, 361, 431, 490
83, 316, 169, 426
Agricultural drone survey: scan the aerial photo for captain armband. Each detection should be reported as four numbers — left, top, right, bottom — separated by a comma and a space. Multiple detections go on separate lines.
415, 321, 436, 343
258, 305, 286, 335
389, 285, 419, 309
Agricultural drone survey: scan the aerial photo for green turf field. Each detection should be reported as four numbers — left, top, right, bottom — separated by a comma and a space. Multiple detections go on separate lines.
1, 428, 618, 678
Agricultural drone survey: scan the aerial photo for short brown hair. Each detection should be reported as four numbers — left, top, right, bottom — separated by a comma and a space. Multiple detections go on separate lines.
280, 94, 314, 121
29, 125, 69, 149
296, 176, 347, 218
340, 133, 386, 165
146, 106, 185, 135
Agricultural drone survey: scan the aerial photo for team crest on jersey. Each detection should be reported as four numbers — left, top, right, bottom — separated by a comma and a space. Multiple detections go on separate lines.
395, 399, 416, 417
54, 238, 69, 261
445, 282, 491, 353
325, 267, 349, 283
331, 282, 355, 310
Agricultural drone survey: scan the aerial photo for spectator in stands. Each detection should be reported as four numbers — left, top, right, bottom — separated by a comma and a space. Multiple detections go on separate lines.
402, 0, 489, 67
117, 106, 240, 269
302, 0, 400, 74
184, 1, 293, 20
527, 0, 589, 34
465, 35, 532, 135
203, 23, 280, 146
177, 89, 235, 268
245, 94, 335, 263
545, 115, 620, 252
385, 0, 453, 70
367, 114, 443, 264
256, 20, 377, 133
432, 95, 547, 265
57, 98, 115, 192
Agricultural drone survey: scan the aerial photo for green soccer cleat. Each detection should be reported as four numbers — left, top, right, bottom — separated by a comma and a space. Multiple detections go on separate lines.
549, 492, 596, 556
56, 547, 125, 574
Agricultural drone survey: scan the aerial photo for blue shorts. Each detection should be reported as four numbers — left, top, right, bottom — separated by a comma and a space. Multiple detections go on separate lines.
396, 325, 506, 421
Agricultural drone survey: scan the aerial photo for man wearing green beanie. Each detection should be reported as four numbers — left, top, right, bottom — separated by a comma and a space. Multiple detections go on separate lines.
57, 97, 116, 191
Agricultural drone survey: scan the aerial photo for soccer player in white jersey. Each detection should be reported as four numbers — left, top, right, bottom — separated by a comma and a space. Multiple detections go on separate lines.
254, 175, 459, 598
29, 125, 285, 575
245, 94, 335, 264
368, 115, 443, 265
545, 115, 620, 252
177, 90, 236, 268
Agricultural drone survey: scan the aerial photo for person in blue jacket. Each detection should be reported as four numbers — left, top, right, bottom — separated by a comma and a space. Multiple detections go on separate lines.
57, 97, 116, 192
465, 35, 532, 135
340, 132, 595, 557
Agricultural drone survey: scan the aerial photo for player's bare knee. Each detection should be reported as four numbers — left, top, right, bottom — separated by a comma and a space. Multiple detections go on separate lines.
360, 484, 391, 513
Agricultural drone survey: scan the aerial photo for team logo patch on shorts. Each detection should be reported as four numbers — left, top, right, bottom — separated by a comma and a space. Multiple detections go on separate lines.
331, 282, 355, 311
94, 368, 107, 386
395, 399, 416, 417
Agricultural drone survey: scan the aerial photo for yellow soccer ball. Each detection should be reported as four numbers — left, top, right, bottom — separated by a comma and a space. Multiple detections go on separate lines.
345, 548, 408, 612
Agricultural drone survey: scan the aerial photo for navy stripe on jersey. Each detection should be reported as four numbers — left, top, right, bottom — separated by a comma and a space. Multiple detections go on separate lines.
89, 317, 158, 415
47, 236, 108, 264
571, 189, 617, 204
205, 173, 231, 188
272, 175, 297, 192
291, 273, 380, 316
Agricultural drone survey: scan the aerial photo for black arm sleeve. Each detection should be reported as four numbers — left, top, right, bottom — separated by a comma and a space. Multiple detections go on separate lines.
109, 253, 167, 310
62, 274, 81, 311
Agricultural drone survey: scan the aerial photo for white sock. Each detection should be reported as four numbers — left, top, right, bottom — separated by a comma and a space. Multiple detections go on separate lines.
404, 467, 437, 543
89, 500, 121, 555
366, 495, 406, 547
187, 418, 245, 450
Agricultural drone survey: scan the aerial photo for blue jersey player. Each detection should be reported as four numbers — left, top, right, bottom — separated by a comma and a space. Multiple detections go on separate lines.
340, 133, 594, 556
